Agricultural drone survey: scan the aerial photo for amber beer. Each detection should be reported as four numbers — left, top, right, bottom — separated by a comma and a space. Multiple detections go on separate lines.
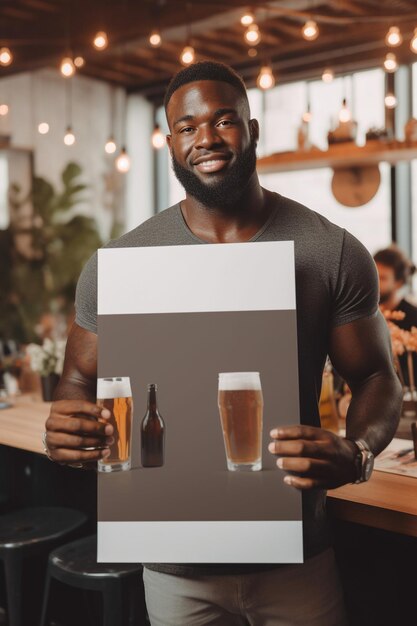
97, 377, 133, 472
218, 372, 263, 471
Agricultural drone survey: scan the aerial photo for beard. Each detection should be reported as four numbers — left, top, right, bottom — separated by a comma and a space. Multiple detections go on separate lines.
171, 139, 257, 208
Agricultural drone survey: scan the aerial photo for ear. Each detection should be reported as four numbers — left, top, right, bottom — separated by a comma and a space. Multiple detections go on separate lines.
166, 134, 172, 154
249, 118, 259, 143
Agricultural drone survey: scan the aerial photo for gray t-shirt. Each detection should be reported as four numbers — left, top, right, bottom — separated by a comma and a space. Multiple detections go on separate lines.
75, 193, 378, 575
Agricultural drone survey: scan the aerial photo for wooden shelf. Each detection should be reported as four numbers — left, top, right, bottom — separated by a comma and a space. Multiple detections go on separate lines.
257, 139, 417, 174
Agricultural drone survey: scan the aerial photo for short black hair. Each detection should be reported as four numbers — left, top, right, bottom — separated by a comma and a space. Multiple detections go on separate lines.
164, 61, 249, 110
374, 245, 416, 283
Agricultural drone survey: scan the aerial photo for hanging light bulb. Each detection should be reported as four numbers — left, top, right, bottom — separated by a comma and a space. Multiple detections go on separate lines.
0, 47, 13, 66
244, 24, 261, 45
339, 98, 351, 123
38, 122, 50, 134
302, 20, 319, 41
105, 136, 117, 154
64, 125, 75, 145
383, 52, 398, 72
180, 45, 195, 65
302, 106, 312, 123
322, 68, 334, 83
241, 11, 254, 26
74, 56, 85, 68
411, 28, 417, 53
60, 57, 75, 77
385, 26, 402, 47
0, 104, 9, 116
385, 93, 397, 109
149, 30, 162, 47
248, 47, 258, 58
256, 65, 275, 90
116, 147, 131, 173
93, 31, 108, 50
152, 125, 165, 149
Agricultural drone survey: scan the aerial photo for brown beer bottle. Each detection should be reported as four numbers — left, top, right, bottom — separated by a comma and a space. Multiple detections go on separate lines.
141, 383, 165, 467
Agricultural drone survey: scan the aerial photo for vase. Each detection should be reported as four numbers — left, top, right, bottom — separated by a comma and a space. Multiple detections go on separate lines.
41, 373, 60, 402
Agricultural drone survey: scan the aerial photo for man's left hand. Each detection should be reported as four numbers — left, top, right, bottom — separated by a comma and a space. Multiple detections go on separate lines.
268, 425, 357, 490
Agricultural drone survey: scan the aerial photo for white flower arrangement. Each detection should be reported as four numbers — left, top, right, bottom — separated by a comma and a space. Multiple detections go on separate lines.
26, 338, 66, 377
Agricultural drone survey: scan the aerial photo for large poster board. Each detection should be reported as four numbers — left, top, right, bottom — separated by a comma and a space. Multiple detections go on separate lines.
97, 242, 303, 563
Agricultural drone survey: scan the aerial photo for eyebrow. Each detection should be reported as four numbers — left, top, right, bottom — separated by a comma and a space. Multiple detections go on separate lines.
173, 108, 238, 128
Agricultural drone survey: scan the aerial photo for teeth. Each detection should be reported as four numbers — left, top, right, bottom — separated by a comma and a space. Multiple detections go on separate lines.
199, 159, 223, 166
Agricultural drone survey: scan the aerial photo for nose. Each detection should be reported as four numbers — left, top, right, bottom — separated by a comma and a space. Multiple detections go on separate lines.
194, 124, 223, 149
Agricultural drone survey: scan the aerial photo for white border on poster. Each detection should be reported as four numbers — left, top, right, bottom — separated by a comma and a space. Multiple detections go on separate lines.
97, 521, 303, 563
98, 241, 295, 315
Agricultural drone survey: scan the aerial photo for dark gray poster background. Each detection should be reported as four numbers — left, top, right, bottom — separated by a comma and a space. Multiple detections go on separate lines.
98, 310, 302, 522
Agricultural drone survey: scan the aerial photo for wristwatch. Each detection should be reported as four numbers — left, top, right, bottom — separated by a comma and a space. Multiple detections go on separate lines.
349, 439, 374, 483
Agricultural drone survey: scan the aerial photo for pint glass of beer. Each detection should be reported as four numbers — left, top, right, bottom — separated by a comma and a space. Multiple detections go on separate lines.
97, 376, 133, 472
218, 372, 263, 472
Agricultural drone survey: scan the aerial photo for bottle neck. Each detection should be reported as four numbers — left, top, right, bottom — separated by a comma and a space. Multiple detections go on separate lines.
147, 384, 157, 412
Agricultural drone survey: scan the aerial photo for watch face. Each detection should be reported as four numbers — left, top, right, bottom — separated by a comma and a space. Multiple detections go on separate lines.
363, 452, 374, 481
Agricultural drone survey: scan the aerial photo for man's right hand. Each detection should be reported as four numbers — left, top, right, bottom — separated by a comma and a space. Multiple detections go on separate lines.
44, 400, 113, 468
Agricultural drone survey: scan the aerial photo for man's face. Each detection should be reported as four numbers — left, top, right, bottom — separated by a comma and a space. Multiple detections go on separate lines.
376, 262, 402, 304
166, 80, 259, 207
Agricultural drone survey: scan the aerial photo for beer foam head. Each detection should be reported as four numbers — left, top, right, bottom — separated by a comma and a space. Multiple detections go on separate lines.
97, 376, 132, 399
218, 372, 261, 390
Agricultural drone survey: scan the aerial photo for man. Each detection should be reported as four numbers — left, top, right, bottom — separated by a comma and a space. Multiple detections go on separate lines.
374, 245, 417, 330
45, 61, 402, 625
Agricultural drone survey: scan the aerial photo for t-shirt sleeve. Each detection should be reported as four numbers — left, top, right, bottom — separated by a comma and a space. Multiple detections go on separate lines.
331, 230, 379, 327
75, 251, 98, 334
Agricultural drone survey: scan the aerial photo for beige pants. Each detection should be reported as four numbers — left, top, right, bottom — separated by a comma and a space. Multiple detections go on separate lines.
143, 548, 349, 626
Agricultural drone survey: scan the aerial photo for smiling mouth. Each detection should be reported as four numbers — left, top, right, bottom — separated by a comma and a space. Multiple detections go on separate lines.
194, 158, 230, 174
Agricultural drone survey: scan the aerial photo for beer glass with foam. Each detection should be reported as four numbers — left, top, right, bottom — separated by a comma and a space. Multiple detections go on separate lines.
218, 372, 263, 471
97, 376, 133, 472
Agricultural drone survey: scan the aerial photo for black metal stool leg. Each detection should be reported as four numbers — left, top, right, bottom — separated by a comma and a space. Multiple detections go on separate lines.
39, 565, 52, 626
103, 580, 123, 626
4, 552, 23, 626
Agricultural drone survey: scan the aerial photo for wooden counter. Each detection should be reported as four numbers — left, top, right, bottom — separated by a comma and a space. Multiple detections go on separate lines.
328, 471, 417, 537
1, 395, 417, 537
0, 394, 50, 455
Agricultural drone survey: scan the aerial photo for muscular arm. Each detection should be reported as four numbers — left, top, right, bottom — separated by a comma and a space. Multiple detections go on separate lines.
269, 312, 403, 489
45, 323, 113, 467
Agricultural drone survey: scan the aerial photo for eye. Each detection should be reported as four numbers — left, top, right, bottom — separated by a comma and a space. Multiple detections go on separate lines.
217, 119, 233, 127
180, 126, 194, 133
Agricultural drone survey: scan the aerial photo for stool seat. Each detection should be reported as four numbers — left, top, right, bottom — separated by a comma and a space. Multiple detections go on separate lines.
50, 534, 141, 578
41, 534, 146, 626
0, 506, 87, 626
0, 506, 87, 551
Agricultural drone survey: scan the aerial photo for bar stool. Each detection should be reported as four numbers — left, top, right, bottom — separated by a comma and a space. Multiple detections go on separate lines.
0, 506, 87, 626
40, 534, 146, 626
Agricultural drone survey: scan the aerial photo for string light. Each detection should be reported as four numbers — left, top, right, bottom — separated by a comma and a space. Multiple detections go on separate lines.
244, 24, 261, 45
302, 107, 312, 123
0, 104, 9, 116
385, 93, 397, 108
241, 12, 254, 26
256, 65, 275, 90
385, 26, 402, 47
149, 30, 162, 47
152, 125, 165, 149
383, 52, 398, 72
64, 125, 75, 145
411, 28, 417, 53
248, 47, 258, 57
322, 68, 334, 83
116, 147, 131, 173
93, 31, 108, 50
60, 57, 75, 77
339, 98, 351, 123
180, 45, 195, 65
38, 122, 50, 134
302, 21, 319, 41
0, 47, 13, 66
74, 56, 85, 68
105, 136, 117, 154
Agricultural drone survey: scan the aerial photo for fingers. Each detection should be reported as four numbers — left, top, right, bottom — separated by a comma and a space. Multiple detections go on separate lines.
269, 425, 326, 441
276, 456, 329, 476
45, 446, 110, 465
46, 431, 114, 450
283, 475, 322, 490
51, 399, 111, 420
46, 414, 113, 437
268, 439, 322, 458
